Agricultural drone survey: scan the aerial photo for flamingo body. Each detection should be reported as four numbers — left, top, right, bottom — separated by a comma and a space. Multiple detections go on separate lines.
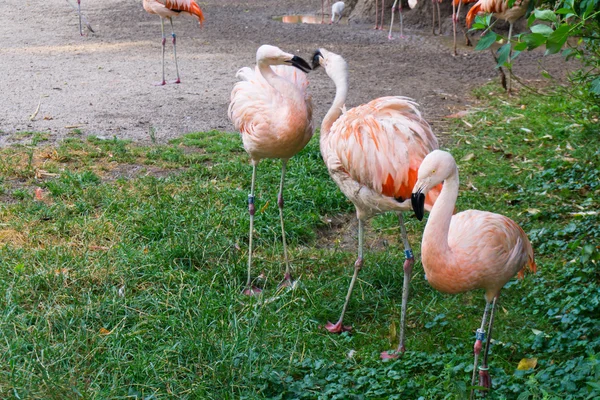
466, 0, 528, 26
331, 1, 345, 23
143, 0, 204, 23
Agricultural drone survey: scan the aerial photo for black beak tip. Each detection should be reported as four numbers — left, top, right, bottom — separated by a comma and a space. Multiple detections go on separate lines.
411, 192, 425, 221
290, 55, 311, 73
312, 50, 323, 70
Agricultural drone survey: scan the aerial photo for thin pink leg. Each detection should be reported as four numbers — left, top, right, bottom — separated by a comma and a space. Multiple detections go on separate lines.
379, 0, 385, 30
374, 0, 379, 29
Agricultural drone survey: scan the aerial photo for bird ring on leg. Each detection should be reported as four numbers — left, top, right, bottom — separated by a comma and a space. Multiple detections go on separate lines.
475, 328, 485, 341
404, 249, 414, 259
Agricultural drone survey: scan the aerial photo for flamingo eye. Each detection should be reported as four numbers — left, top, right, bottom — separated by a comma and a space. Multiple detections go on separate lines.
432, 169, 436, 174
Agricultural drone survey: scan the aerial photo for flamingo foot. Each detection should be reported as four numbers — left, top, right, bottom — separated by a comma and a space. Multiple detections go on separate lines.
153, 80, 167, 86
378, 26, 384, 31
170, 78, 181, 84
325, 320, 352, 333
478, 367, 491, 391
242, 286, 262, 296
380, 346, 405, 360
278, 273, 295, 289
373, 25, 379, 29
388, 34, 394, 40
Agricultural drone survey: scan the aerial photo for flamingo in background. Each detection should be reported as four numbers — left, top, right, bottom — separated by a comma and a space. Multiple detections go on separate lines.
411, 150, 537, 396
65, 0, 94, 35
331, 1, 346, 24
228, 45, 313, 295
466, 0, 530, 93
431, 0, 442, 35
312, 49, 441, 356
142, 0, 204, 85
452, 0, 476, 55
321, 0, 331, 23
374, 0, 386, 30
387, 0, 405, 39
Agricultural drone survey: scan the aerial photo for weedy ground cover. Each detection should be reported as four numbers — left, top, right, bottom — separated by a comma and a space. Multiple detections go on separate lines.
0, 85, 598, 399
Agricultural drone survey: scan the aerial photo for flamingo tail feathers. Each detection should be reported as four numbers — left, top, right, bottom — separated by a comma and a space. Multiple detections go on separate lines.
465, 3, 482, 28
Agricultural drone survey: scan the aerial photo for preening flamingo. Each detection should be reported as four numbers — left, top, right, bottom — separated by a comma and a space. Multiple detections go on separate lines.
142, 0, 204, 86
312, 49, 441, 355
374, 0, 386, 30
228, 45, 313, 295
466, 0, 530, 93
331, 1, 345, 24
411, 150, 537, 396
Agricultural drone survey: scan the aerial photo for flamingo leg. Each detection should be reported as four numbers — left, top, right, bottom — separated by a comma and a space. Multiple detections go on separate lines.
326, 218, 364, 333
507, 22, 513, 95
456, 1, 472, 46
388, 0, 399, 39
169, 18, 181, 84
277, 160, 294, 288
437, 2, 441, 35
77, 0, 83, 36
321, 0, 325, 24
478, 296, 498, 392
243, 163, 262, 296
470, 298, 495, 399
452, 1, 458, 55
374, 0, 379, 29
380, 0, 385, 30
431, 0, 437, 35
381, 213, 415, 359
156, 17, 167, 86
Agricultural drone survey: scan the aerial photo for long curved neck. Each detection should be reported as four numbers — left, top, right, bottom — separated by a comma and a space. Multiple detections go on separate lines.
321, 72, 348, 137
423, 169, 459, 257
258, 62, 303, 106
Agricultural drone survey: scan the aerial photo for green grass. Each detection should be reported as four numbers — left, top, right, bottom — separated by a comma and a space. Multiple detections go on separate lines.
0, 87, 598, 399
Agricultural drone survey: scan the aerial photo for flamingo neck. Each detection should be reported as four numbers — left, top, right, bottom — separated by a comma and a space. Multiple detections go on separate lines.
423, 169, 459, 260
321, 72, 348, 137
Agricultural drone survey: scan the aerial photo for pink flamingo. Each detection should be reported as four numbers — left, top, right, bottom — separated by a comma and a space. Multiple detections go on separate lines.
466, 0, 530, 93
228, 45, 313, 295
411, 150, 537, 396
142, 0, 204, 85
312, 49, 441, 354
374, 0, 386, 30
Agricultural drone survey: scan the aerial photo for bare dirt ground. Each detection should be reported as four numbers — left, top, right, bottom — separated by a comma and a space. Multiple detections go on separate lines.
1, 0, 573, 146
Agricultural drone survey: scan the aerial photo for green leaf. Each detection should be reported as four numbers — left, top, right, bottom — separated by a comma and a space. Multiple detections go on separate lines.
514, 41, 528, 51
475, 31, 499, 51
545, 24, 571, 54
496, 43, 512, 67
555, 7, 574, 14
530, 24, 554, 36
522, 33, 547, 49
527, 12, 536, 27
534, 9, 558, 22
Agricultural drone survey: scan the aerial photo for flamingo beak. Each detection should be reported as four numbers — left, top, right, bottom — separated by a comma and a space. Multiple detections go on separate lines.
411, 188, 425, 221
287, 55, 312, 73
312, 50, 323, 70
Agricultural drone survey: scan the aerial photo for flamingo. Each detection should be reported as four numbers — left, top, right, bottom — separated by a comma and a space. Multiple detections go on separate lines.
142, 0, 204, 86
387, 0, 406, 39
466, 0, 530, 93
374, 0, 386, 30
331, 1, 345, 24
321, 0, 331, 24
311, 49, 441, 355
452, 0, 476, 55
228, 45, 313, 295
411, 150, 537, 396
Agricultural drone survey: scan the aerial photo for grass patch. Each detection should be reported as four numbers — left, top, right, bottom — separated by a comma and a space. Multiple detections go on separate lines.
0, 88, 598, 399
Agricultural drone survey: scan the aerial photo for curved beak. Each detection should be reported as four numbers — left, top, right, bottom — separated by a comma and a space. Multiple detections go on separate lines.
411, 187, 425, 221
312, 50, 323, 70
286, 55, 312, 73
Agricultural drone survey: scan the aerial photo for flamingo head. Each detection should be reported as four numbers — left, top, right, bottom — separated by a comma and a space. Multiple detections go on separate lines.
411, 150, 457, 220
312, 48, 348, 84
256, 45, 311, 73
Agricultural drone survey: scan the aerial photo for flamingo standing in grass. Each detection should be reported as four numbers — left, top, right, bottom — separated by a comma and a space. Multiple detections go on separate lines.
466, 0, 530, 93
143, 0, 204, 85
312, 49, 441, 355
228, 45, 313, 295
411, 150, 537, 396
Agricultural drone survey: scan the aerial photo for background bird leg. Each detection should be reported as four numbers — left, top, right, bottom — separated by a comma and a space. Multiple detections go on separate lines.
77, 0, 82, 36
325, 218, 364, 333
374, 0, 379, 29
431, 0, 438, 35
157, 18, 167, 86
277, 160, 293, 288
470, 300, 491, 399
380, 0, 385, 30
452, 1, 458, 55
169, 18, 181, 84
437, 1, 442, 35
244, 163, 261, 295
